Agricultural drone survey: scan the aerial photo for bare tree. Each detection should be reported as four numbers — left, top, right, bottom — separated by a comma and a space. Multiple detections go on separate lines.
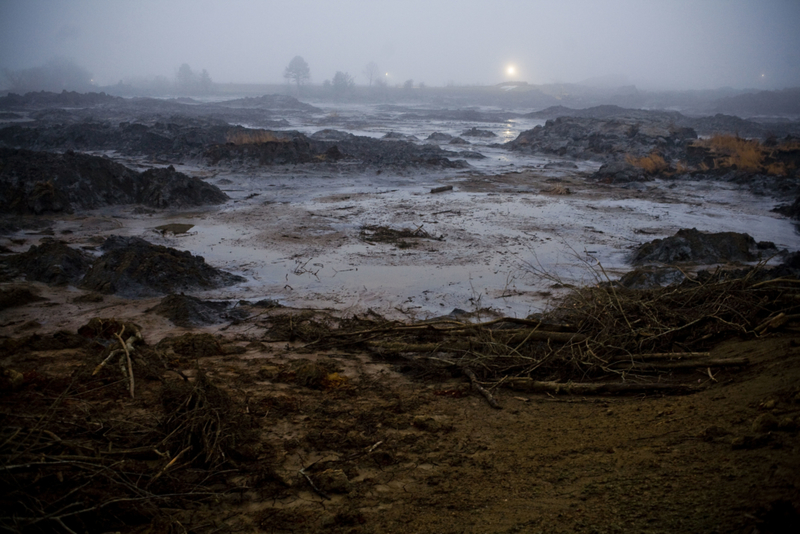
363, 62, 380, 86
284, 56, 310, 94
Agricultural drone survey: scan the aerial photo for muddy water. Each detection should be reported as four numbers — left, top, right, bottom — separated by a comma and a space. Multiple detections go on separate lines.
5, 102, 799, 320
107, 167, 798, 320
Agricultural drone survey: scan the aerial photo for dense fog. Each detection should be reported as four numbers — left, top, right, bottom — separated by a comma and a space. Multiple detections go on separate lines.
1, 0, 799, 92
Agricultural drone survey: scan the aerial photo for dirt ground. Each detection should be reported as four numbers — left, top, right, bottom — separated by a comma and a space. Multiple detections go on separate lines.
1, 165, 800, 533
2, 307, 799, 533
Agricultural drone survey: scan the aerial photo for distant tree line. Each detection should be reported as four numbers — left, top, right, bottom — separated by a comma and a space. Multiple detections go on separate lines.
2, 57, 94, 93
175, 63, 213, 94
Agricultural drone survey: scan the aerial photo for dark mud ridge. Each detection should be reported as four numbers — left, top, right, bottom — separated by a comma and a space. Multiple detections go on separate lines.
0, 122, 470, 169
1, 236, 245, 298
524, 104, 800, 139
81, 236, 245, 297
0, 148, 228, 214
0, 91, 320, 128
2, 241, 93, 286
506, 115, 697, 162
617, 228, 786, 289
148, 294, 249, 327
633, 228, 779, 265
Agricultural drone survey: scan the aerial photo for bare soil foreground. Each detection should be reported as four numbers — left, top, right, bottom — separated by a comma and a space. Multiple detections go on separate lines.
2, 281, 800, 534
1, 92, 800, 533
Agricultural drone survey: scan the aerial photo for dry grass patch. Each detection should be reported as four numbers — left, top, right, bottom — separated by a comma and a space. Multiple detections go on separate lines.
691, 134, 799, 175
226, 129, 288, 145
626, 152, 669, 174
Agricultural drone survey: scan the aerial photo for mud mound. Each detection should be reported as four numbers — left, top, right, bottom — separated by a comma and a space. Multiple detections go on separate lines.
617, 266, 686, 289
137, 165, 228, 208
156, 332, 225, 357
507, 116, 697, 162
148, 294, 248, 327
80, 236, 245, 298
3, 240, 93, 285
461, 127, 496, 138
426, 132, 453, 141
0, 330, 89, 356
0, 148, 228, 213
633, 228, 778, 265
204, 137, 315, 165
217, 94, 321, 112
0, 286, 48, 310
309, 129, 469, 167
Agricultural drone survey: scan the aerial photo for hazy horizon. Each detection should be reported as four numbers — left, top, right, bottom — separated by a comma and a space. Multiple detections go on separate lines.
2, 0, 799, 92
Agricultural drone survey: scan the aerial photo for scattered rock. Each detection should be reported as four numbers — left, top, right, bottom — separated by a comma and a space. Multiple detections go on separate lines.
0, 367, 25, 391
699, 425, 730, 442
752, 413, 780, 433
461, 127, 496, 138
412, 415, 452, 433
315, 469, 352, 494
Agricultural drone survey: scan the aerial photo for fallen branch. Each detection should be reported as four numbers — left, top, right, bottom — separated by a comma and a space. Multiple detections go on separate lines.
463, 368, 501, 409
610, 357, 749, 370
507, 379, 700, 395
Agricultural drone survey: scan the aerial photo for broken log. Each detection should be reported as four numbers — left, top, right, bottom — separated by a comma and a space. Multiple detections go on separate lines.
610, 357, 749, 370
507, 379, 700, 395
430, 185, 453, 194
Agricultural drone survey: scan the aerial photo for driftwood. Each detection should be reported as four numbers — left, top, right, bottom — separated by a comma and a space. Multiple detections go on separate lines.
507, 379, 699, 395
430, 185, 453, 194
610, 357, 749, 370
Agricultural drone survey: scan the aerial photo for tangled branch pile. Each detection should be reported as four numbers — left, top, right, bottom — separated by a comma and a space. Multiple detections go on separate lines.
261, 270, 799, 395
0, 362, 271, 533
359, 224, 441, 246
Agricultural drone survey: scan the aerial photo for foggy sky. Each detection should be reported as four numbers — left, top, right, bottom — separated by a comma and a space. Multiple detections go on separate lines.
2, 0, 799, 91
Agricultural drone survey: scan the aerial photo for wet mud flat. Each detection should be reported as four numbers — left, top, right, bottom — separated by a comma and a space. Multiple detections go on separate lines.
2, 93, 800, 532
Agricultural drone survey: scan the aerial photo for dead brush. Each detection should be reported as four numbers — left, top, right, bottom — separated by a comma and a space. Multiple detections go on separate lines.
625, 152, 669, 174
359, 224, 441, 244
159, 368, 250, 468
256, 260, 799, 400
0, 366, 267, 533
693, 134, 764, 172
226, 129, 287, 145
